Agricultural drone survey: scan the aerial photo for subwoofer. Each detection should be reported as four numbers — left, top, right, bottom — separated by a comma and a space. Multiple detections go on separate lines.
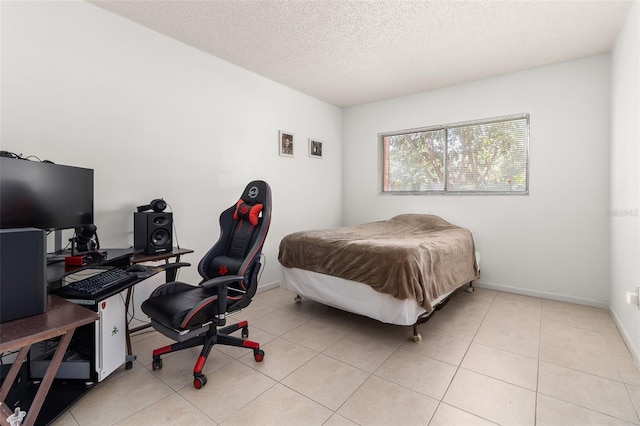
134, 212, 173, 255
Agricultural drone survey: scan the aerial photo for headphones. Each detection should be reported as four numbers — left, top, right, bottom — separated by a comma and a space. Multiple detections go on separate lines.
137, 198, 167, 213
73, 224, 100, 253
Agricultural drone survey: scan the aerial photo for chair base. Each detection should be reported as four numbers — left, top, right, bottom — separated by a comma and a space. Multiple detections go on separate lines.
150, 319, 264, 389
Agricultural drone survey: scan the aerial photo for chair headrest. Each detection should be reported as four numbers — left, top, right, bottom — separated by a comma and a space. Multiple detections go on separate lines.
233, 180, 271, 226
240, 181, 269, 205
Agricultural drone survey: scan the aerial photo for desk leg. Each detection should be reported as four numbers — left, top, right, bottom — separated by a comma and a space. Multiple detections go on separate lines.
22, 331, 75, 426
0, 345, 30, 403
124, 287, 135, 369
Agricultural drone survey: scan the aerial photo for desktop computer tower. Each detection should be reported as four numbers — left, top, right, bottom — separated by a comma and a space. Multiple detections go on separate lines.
134, 212, 173, 255
0, 228, 47, 322
29, 292, 126, 382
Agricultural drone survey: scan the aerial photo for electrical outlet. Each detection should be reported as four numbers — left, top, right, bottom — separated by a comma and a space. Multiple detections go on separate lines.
626, 286, 640, 306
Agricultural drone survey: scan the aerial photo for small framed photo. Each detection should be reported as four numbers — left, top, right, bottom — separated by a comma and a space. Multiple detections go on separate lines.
279, 131, 294, 157
309, 138, 323, 159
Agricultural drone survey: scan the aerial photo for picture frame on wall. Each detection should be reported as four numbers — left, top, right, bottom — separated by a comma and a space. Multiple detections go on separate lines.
279, 131, 294, 157
309, 139, 323, 159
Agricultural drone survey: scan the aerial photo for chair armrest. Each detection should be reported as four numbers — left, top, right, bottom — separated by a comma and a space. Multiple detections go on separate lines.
158, 262, 191, 272
200, 275, 243, 314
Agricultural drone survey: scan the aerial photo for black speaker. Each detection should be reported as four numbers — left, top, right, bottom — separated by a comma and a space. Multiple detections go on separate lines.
0, 228, 47, 322
134, 212, 173, 255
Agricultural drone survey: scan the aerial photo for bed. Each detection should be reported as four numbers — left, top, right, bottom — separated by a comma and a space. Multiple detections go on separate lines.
278, 214, 480, 341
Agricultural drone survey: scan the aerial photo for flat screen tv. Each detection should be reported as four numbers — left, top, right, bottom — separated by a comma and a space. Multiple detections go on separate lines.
0, 157, 94, 231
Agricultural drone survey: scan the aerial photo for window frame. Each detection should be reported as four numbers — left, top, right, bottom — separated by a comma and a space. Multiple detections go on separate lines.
379, 113, 530, 195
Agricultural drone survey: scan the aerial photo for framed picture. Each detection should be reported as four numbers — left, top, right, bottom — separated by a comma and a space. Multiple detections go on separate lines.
279, 131, 294, 157
309, 138, 323, 159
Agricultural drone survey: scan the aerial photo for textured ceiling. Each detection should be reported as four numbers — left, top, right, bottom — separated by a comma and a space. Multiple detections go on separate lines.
90, 0, 634, 107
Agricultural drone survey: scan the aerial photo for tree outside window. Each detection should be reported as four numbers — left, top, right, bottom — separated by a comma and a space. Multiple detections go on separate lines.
382, 114, 529, 194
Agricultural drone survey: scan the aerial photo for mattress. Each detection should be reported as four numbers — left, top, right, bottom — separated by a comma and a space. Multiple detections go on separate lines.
278, 214, 480, 312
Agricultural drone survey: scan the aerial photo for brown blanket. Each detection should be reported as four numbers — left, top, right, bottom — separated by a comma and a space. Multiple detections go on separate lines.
278, 214, 480, 311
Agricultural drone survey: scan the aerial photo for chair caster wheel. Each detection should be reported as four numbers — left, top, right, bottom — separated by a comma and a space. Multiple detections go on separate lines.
254, 349, 265, 362
194, 374, 207, 389
294, 295, 302, 303
152, 357, 163, 371
242, 326, 249, 339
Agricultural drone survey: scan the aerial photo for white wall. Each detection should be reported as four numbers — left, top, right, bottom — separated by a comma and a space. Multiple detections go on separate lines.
610, 1, 640, 365
343, 56, 612, 307
1, 1, 343, 288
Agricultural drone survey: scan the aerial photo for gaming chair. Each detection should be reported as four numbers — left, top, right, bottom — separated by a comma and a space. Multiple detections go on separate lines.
140, 180, 272, 389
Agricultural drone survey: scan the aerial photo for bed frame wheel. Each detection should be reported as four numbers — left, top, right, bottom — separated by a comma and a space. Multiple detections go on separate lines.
294, 295, 302, 303
466, 282, 475, 293
413, 333, 422, 343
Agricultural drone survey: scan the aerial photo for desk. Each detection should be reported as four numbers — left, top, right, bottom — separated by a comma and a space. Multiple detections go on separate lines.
0, 296, 98, 426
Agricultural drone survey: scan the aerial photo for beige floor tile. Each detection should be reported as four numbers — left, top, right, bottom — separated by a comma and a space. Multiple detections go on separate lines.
236, 299, 278, 322
461, 342, 538, 390
281, 354, 369, 410
540, 322, 621, 380
238, 336, 317, 380
429, 403, 497, 426
251, 309, 311, 335
628, 384, 640, 418
473, 312, 540, 359
541, 299, 611, 333
400, 331, 470, 366
222, 383, 333, 426
113, 393, 215, 425
323, 413, 359, 425
538, 361, 639, 423
448, 287, 496, 313
179, 361, 275, 423
68, 367, 173, 425
536, 393, 635, 426
322, 328, 402, 373
337, 375, 438, 426
49, 410, 80, 426
254, 286, 298, 309
541, 321, 610, 354
488, 292, 542, 322
606, 333, 636, 360
421, 306, 485, 341
281, 315, 353, 352
481, 309, 541, 337
443, 368, 536, 426
375, 348, 457, 400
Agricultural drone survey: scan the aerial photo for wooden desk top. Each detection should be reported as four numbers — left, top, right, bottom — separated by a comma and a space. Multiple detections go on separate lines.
0, 295, 98, 353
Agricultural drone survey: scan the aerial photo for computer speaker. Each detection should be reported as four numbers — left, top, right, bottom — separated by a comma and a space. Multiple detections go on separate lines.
134, 212, 173, 255
0, 228, 47, 322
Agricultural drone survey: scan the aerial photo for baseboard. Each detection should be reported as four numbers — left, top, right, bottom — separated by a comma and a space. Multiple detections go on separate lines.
608, 307, 640, 371
474, 281, 609, 310
257, 280, 279, 293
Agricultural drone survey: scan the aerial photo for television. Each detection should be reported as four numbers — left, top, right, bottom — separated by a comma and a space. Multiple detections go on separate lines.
0, 157, 94, 231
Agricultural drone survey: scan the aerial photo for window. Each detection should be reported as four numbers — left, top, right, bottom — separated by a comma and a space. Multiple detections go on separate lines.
381, 114, 529, 194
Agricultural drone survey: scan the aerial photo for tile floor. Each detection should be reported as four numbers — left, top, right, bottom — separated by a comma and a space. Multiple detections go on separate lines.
51, 286, 640, 426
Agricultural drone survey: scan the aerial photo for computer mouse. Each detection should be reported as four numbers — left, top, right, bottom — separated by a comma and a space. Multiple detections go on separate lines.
127, 264, 147, 272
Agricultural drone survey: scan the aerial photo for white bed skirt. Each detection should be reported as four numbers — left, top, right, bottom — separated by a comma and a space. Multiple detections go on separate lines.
279, 266, 429, 326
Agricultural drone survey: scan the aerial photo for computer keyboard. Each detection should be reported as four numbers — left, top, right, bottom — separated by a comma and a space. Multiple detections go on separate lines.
61, 268, 137, 298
